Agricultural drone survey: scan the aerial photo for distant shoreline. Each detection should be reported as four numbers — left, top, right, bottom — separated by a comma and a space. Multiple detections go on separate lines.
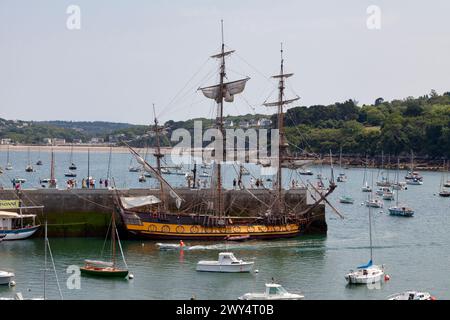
0, 145, 173, 154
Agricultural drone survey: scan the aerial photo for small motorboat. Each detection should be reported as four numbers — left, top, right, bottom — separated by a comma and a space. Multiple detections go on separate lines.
387, 291, 435, 300
238, 283, 304, 300
406, 178, 423, 185
36, 160, 43, 166
0, 271, 15, 286
339, 196, 354, 204
225, 234, 250, 242
345, 261, 384, 285
445, 181, 450, 188
129, 166, 140, 172
337, 173, 347, 182
138, 175, 146, 183
365, 198, 384, 208
69, 163, 77, 170
361, 184, 372, 192
196, 252, 254, 273
5, 163, 13, 171
25, 165, 34, 172
392, 182, 407, 190
388, 206, 414, 217
376, 187, 391, 196
64, 171, 77, 178
382, 190, 395, 201
439, 190, 450, 197
298, 170, 313, 176
144, 172, 154, 178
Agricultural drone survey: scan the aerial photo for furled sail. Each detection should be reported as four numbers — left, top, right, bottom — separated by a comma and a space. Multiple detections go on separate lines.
199, 77, 250, 103
263, 96, 300, 107
126, 145, 184, 208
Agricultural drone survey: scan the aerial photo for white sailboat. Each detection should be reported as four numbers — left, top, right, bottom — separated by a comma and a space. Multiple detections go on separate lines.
5, 145, 13, 170
389, 158, 414, 217
362, 156, 372, 192
345, 205, 385, 284
337, 147, 347, 182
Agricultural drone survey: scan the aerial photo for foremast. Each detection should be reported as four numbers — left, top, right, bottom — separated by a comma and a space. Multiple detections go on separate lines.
263, 44, 300, 215
152, 104, 166, 211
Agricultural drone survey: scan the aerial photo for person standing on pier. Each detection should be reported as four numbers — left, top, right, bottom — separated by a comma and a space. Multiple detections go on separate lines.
233, 178, 237, 190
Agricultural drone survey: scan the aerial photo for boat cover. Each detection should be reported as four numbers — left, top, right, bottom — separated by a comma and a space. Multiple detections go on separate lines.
357, 259, 373, 269
84, 260, 114, 267
120, 195, 161, 209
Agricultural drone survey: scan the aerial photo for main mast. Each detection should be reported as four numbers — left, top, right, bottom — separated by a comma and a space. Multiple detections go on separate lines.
263, 44, 300, 215
198, 21, 250, 218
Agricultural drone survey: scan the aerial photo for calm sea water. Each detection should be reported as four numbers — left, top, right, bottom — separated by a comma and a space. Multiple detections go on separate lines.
1, 149, 450, 300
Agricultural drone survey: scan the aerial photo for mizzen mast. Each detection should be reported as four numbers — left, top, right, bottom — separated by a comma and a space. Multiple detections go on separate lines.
263, 44, 300, 214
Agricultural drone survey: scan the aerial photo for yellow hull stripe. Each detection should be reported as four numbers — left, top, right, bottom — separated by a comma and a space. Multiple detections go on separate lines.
125, 222, 300, 236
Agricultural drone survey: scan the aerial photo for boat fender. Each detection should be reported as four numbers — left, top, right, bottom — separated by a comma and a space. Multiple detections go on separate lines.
128, 274, 134, 280
254, 269, 259, 273
384, 274, 390, 281
9, 280, 16, 287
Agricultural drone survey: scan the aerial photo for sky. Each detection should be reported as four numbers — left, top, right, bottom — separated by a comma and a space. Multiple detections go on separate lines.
0, 0, 449, 124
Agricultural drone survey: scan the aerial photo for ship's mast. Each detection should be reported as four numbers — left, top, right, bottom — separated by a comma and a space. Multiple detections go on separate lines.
215, 20, 226, 218
198, 20, 250, 217
276, 45, 286, 214
263, 44, 300, 215
153, 104, 166, 211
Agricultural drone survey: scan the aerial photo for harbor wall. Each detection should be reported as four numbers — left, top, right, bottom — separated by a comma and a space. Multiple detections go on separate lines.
0, 188, 326, 237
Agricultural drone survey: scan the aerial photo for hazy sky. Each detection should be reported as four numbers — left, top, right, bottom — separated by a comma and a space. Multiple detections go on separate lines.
1, 0, 449, 124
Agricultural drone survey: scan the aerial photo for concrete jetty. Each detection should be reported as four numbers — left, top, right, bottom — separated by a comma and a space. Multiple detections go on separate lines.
0, 188, 326, 237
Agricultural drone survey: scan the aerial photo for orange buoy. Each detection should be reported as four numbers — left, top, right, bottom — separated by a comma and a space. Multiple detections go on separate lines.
384, 274, 391, 281
180, 240, 185, 247
430, 296, 437, 300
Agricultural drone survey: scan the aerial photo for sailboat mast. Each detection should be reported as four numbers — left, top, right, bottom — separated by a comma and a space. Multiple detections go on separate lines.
50, 150, 55, 181
44, 218, 48, 300
396, 157, 400, 207
215, 20, 226, 218
368, 205, 373, 262
111, 211, 116, 267
87, 149, 90, 189
153, 104, 166, 210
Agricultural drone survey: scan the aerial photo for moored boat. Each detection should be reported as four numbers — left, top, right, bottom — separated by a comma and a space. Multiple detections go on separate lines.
387, 291, 435, 300
339, 196, 354, 204
0, 207, 41, 241
0, 271, 15, 286
388, 206, 414, 217
238, 283, 304, 300
196, 252, 254, 273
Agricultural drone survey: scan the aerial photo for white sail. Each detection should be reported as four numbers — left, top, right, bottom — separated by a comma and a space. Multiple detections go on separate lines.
127, 145, 184, 208
199, 77, 250, 103
263, 96, 300, 107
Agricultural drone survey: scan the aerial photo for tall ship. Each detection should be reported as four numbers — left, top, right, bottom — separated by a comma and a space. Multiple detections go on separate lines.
116, 24, 336, 240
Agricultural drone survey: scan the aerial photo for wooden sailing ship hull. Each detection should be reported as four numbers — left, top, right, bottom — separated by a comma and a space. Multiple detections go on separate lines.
120, 211, 306, 240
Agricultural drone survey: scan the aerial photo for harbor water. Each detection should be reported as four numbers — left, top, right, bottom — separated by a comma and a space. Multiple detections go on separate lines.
1, 149, 450, 299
